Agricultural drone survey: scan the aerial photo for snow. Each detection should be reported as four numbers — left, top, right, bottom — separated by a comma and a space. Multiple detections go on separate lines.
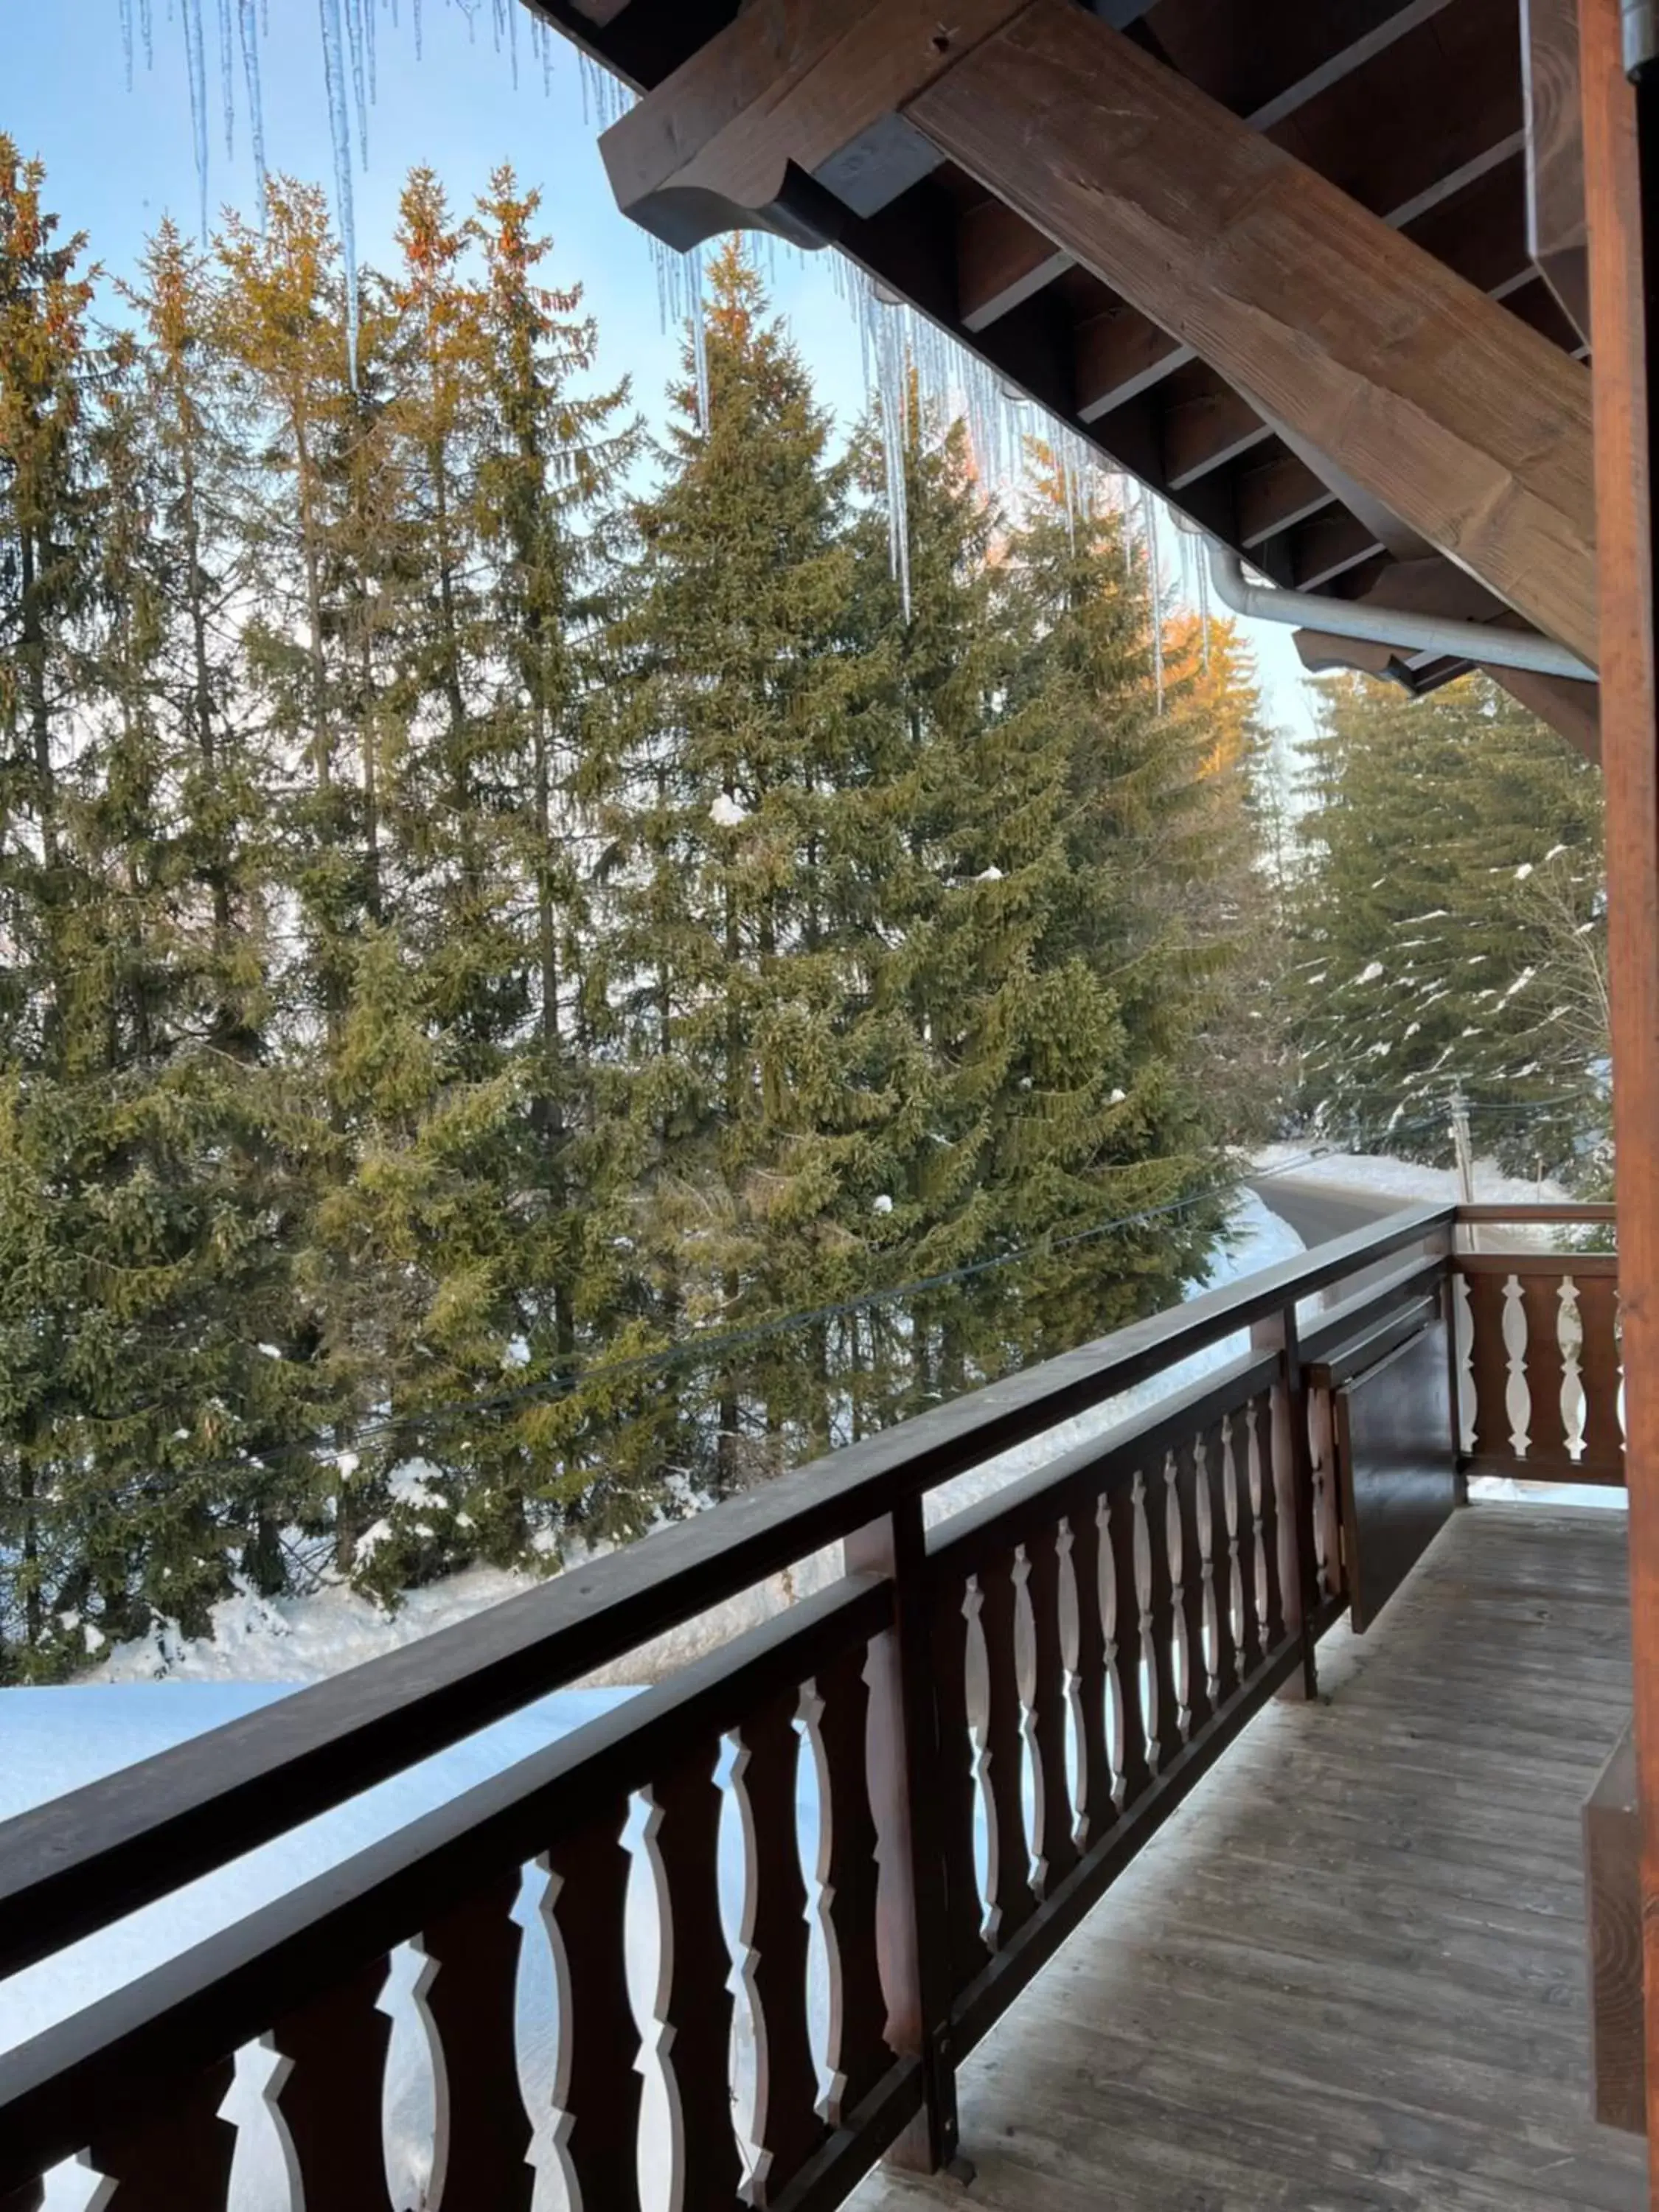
1254, 1144, 1573, 1214
1356, 961, 1384, 984
975, 865, 1004, 882
709, 791, 749, 827
90, 1194, 1307, 1700
872, 1193, 894, 1214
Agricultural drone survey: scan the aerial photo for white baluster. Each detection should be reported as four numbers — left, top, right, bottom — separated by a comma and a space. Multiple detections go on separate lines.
1501, 1275, 1532, 1458
1558, 1275, 1587, 1461
223, 2037, 302, 2212
1453, 1273, 1477, 1455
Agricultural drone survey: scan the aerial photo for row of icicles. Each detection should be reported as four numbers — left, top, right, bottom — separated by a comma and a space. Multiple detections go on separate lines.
111, 0, 1205, 680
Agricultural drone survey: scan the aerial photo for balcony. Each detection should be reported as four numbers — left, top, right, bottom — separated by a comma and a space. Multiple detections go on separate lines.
0, 1203, 1636, 2211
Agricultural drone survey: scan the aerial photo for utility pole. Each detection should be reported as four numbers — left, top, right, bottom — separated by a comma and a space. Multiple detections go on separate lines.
1450, 1086, 1478, 1252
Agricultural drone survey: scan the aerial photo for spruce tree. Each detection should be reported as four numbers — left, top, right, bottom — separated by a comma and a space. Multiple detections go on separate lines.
594, 241, 888, 1492
1290, 671, 1605, 1178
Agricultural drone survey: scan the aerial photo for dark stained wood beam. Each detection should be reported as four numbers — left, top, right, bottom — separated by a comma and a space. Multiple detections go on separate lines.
1522, 0, 1591, 342
1163, 380, 1271, 488
905, 2, 1596, 663
1582, 0, 1659, 2154
1284, 510, 1388, 590
958, 197, 1072, 330
1236, 451, 1338, 547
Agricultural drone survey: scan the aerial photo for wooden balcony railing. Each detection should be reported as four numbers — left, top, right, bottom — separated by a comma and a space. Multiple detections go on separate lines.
1450, 1206, 1624, 1484
0, 1200, 1623, 2211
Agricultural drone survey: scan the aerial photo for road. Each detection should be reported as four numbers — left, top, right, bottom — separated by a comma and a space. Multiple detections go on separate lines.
1248, 1172, 1420, 1309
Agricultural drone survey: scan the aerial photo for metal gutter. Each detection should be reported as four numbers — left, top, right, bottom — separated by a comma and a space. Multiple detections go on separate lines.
1197, 537, 1596, 681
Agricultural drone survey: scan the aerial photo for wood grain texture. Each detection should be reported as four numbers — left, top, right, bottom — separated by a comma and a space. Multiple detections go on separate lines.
1582, 0, 1659, 2172
1523, 0, 1591, 341
1587, 1721, 1644, 2132
905, 0, 1598, 664
599, 0, 1029, 250
852, 1507, 1645, 2212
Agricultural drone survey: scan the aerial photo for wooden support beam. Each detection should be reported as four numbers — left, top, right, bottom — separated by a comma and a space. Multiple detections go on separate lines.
600, 0, 1027, 248
958, 197, 1072, 330
1582, 0, 1659, 2169
967, 0, 1468, 340
1523, 0, 1592, 341
1487, 664, 1601, 759
1074, 4, 1528, 418
905, 1, 1596, 664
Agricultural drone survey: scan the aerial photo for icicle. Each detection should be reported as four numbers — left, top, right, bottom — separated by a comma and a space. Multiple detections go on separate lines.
1141, 490, 1165, 717
182, 0, 210, 243
218, 0, 235, 159
412, 0, 422, 59
238, 0, 268, 222
1197, 540, 1211, 675
364, 0, 378, 105
140, 0, 154, 66
537, 14, 553, 94
344, 0, 369, 167
317, 0, 361, 385
690, 248, 711, 434
507, 0, 518, 90
121, 0, 135, 88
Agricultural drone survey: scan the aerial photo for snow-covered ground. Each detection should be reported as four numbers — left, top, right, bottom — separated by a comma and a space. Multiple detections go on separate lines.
91, 1189, 1306, 1693
1253, 1141, 1574, 1211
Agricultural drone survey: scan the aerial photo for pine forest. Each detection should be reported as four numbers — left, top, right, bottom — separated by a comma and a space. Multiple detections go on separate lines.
0, 139, 1607, 1679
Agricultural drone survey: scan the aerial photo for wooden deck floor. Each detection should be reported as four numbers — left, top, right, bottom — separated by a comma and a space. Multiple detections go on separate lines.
853, 1504, 1642, 2212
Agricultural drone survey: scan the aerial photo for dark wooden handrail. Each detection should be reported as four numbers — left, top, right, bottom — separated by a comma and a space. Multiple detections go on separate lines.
0, 1201, 1453, 1987
0, 1579, 899, 2190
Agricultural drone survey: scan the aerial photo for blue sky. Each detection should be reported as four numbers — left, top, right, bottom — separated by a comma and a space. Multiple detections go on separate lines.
8, 0, 1314, 745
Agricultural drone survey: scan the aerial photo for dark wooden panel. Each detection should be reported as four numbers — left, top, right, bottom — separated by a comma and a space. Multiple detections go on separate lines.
650, 1742, 745, 2199
422, 1874, 535, 2210
87, 2059, 236, 2212
274, 1957, 396, 2212
1585, 1719, 1644, 2132
1332, 1320, 1458, 1632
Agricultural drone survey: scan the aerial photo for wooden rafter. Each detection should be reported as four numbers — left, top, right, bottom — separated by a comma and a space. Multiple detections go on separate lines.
904, 3, 1596, 662
593, 0, 1593, 667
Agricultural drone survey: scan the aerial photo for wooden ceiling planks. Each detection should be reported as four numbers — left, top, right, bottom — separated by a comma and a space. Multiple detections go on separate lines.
536, 0, 1598, 684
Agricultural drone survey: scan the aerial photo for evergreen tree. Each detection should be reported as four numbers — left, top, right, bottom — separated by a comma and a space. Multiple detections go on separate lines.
594, 242, 886, 1492
1289, 671, 1605, 1179
936, 470, 1238, 1366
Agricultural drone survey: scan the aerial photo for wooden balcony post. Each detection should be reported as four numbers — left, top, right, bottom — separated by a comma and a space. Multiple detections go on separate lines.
1251, 1303, 1321, 1700
845, 1498, 963, 2174
1582, 0, 1659, 2176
